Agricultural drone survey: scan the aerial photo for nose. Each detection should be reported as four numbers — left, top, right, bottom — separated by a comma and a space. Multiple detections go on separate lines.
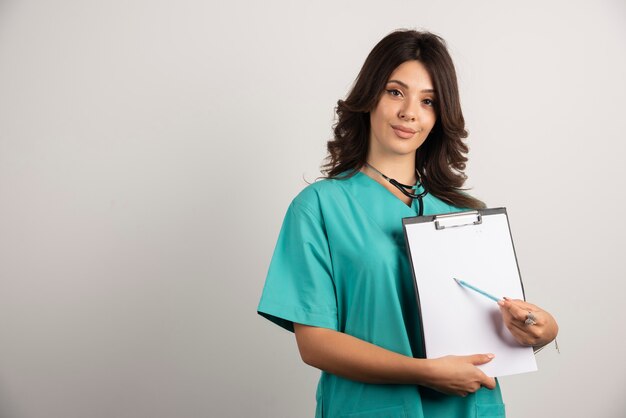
398, 97, 418, 122
398, 111, 415, 122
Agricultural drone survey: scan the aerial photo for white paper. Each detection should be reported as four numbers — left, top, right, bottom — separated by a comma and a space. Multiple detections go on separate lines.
404, 210, 537, 377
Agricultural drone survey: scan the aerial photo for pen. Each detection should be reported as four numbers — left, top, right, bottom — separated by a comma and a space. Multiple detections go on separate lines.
453, 278, 501, 303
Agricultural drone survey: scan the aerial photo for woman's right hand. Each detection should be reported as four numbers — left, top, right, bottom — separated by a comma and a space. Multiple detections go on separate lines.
424, 354, 497, 397
294, 323, 496, 396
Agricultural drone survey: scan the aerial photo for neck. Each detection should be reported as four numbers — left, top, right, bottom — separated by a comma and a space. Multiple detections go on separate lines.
364, 154, 417, 185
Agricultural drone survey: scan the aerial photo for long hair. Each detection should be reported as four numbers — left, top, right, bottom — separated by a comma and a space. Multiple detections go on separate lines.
322, 29, 485, 210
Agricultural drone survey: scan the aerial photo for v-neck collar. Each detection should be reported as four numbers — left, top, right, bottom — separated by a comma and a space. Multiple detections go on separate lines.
338, 172, 419, 235
354, 170, 421, 212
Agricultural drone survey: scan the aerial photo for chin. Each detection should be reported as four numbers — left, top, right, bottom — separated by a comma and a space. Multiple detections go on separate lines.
391, 142, 423, 155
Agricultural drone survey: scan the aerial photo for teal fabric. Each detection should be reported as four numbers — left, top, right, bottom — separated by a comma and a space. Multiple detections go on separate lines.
258, 172, 505, 418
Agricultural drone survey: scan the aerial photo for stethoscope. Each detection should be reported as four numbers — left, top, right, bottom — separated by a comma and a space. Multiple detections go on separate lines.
365, 163, 428, 216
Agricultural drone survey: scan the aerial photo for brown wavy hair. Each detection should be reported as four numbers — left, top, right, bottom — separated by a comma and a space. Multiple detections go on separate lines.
323, 29, 484, 209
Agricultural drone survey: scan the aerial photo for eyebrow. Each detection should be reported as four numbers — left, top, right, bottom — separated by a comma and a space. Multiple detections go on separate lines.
387, 79, 435, 93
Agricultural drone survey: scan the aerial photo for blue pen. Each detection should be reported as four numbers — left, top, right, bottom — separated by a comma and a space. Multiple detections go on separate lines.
453, 278, 502, 303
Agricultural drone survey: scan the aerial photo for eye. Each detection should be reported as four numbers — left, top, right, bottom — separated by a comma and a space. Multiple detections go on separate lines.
423, 98, 436, 106
386, 89, 402, 97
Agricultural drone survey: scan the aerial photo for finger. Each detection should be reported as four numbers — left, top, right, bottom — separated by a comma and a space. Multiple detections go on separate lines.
501, 305, 546, 330
501, 301, 528, 321
504, 321, 541, 346
499, 308, 541, 344
513, 313, 545, 331
500, 300, 532, 322
501, 308, 542, 335
467, 353, 495, 366
481, 375, 497, 390
507, 317, 533, 333
502, 297, 539, 312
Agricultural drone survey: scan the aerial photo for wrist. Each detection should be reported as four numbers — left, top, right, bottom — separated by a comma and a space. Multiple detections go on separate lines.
410, 357, 437, 386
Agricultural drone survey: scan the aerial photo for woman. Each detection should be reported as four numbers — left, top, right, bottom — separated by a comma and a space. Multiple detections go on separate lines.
258, 29, 558, 418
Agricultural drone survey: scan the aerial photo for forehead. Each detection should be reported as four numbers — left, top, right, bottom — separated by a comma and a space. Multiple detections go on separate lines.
387, 60, 433, 88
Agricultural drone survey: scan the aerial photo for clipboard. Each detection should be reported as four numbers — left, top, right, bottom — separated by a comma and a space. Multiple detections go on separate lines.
402, 208, 537, 377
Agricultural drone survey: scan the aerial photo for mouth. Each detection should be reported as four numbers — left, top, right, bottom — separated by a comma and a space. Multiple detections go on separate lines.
391, 124, 417, 139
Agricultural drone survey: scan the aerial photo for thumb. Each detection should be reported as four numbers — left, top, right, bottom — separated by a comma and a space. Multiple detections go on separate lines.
467, 354, 497, 390
467, 353, 495, 366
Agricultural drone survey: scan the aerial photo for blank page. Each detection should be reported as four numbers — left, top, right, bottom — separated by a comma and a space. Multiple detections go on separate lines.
403, 209, 537, 377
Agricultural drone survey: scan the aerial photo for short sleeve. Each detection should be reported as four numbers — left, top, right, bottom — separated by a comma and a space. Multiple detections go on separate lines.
257, 199, 338, 332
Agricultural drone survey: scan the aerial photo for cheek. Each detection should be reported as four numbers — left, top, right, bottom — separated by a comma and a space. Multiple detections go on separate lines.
369, 110, 386, 135
429, 109, 437, 126
426, 111, 437, 127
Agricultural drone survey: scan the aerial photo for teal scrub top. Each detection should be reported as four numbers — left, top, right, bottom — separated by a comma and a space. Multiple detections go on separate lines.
258, 172, 506, 418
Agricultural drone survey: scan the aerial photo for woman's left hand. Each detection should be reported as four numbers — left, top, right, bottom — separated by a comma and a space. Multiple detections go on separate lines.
498, 298, 559, 348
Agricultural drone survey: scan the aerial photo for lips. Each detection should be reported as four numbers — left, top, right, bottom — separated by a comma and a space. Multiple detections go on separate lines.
391, 124, 417, 139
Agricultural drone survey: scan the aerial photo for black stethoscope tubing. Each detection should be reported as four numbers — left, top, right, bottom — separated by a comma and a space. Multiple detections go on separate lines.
365, 163, 428, 216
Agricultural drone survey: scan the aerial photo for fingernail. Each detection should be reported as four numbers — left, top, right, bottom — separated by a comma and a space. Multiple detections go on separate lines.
487, 353, 495, 359
503, 296, 510, 300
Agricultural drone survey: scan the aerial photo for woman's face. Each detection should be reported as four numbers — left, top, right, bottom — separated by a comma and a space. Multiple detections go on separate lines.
368, 60, 437, 159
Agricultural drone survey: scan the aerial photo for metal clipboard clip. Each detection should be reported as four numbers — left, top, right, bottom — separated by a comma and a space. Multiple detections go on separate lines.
434, 211, 482, 230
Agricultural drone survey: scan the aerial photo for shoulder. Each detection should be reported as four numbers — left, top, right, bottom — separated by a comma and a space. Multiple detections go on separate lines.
291, 176, 352, 215
427, 194, 467, 214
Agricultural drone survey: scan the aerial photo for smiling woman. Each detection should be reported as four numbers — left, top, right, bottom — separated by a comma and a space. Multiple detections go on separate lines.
325, 30, 485, 211
257, 29, 558, 418
368, 61, 436, 160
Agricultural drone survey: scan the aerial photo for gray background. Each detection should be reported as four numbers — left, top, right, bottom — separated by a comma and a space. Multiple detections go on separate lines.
1, 0, 625, 417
